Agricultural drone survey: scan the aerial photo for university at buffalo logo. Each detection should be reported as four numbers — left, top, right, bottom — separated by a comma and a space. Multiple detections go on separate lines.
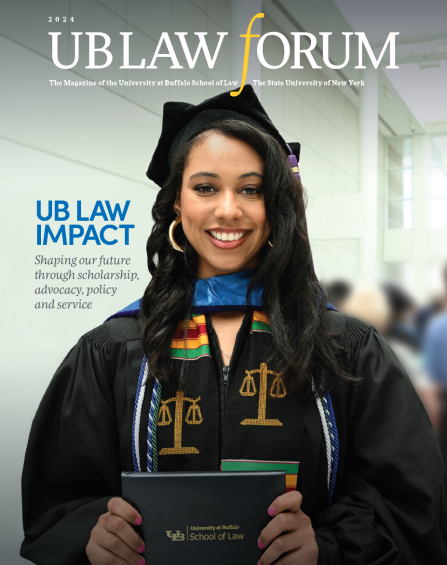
165, 530, 185, 541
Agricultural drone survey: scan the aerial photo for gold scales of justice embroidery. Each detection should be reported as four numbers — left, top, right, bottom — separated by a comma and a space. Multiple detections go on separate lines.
239, 363, 286, 426
157, 391, 203, 455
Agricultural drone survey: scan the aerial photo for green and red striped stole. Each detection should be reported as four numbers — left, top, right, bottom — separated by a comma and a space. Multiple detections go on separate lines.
251, 311, 271, 333
170, 311, 271, 361
221, 459, 299, 492
169, 314, 211, 360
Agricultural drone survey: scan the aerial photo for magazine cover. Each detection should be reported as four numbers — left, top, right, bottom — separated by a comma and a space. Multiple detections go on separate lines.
2, 0, 447, 563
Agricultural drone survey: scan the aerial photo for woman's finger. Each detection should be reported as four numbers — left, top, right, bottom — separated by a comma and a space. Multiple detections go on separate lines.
87, 536, 142, 565
258, 528, 313, 565
266, 490, 303, 517
258, 510, 304, 549
98, 513, 145, 556
95, 528, 146, 565
107, 498, 143, 526
273, 543, 319, 565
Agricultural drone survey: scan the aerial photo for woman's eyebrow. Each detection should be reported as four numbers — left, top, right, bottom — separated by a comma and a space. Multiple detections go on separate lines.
189, 171, 219, 180
189, 171, 263, 180
238, 172, 263, 180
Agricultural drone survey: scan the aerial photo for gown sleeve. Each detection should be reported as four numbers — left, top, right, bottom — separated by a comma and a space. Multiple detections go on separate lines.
20, 323, 122, 565
314, 317, 447, 565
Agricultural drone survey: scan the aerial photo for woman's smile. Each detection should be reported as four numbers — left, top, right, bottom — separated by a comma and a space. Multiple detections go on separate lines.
176, 132, 271, 279
206, 228, 251, 248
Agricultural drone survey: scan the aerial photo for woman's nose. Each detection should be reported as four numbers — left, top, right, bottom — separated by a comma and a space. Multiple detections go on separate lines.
213, 190, 243, 220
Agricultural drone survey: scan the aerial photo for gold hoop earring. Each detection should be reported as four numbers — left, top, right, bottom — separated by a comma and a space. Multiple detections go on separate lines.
169, 217, 184, 253
268, 240, 273, 248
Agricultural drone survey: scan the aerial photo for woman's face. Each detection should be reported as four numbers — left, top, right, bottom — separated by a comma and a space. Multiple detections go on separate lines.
176, 132, 271, 279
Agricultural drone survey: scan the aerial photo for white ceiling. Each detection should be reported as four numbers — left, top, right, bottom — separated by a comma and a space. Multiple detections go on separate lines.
333, 0, 447, 128
333, 0, 447, 45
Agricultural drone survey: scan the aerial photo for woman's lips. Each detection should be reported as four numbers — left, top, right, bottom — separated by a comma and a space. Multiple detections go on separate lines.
205, 230, 251, 249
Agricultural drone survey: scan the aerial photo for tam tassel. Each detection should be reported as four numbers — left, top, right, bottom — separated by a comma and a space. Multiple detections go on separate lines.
286, 143, 301, 182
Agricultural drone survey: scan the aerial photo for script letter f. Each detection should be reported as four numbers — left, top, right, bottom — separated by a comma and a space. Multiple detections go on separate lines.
231, 13, 264, 97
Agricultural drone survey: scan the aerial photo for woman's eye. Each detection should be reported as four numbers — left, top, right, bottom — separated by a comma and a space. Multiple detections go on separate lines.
192, 184, 261, 196
241, 187, 261, 196
193, 184, 216, 193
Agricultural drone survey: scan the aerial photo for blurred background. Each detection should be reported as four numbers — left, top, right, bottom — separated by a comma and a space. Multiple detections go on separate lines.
1, 0, 446, 562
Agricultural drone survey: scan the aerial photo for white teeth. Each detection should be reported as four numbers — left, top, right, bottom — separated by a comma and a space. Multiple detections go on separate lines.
210, 231, 247, 242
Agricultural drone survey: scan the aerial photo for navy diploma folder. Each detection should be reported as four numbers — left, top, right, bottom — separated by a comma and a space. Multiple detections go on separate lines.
121, 471, 285, 565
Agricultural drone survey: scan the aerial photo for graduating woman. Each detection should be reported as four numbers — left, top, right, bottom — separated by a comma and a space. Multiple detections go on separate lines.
21, 86, 447, 565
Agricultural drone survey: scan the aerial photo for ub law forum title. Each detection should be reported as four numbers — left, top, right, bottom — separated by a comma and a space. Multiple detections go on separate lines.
49, 13, 399, 96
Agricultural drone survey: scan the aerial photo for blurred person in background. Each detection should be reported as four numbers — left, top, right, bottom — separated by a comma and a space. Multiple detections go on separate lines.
341, 284, 440, 431
340, 284, 390, 335
325, 280, 352, 311
415, 295, 444, 338
382, 283, 440, 432
424, 264, 447, 465
415, 277, 446, 340
381, 283, 420, 348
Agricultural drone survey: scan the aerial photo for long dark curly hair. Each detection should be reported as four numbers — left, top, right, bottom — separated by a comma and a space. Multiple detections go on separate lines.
140, 119, 349, 397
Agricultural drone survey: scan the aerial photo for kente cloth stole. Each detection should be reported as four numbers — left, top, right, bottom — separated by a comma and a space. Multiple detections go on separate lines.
133, 311, 302, 493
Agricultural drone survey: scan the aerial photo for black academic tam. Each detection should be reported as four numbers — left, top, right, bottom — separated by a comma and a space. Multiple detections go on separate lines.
146, 85, 301, 188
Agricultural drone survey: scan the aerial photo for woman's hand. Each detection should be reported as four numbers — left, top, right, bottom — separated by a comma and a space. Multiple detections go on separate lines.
257, 491, 318, 565
86, 497, 146, 565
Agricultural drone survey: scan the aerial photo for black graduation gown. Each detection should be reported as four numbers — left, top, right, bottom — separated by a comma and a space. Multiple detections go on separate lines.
20, 311, 447, 564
